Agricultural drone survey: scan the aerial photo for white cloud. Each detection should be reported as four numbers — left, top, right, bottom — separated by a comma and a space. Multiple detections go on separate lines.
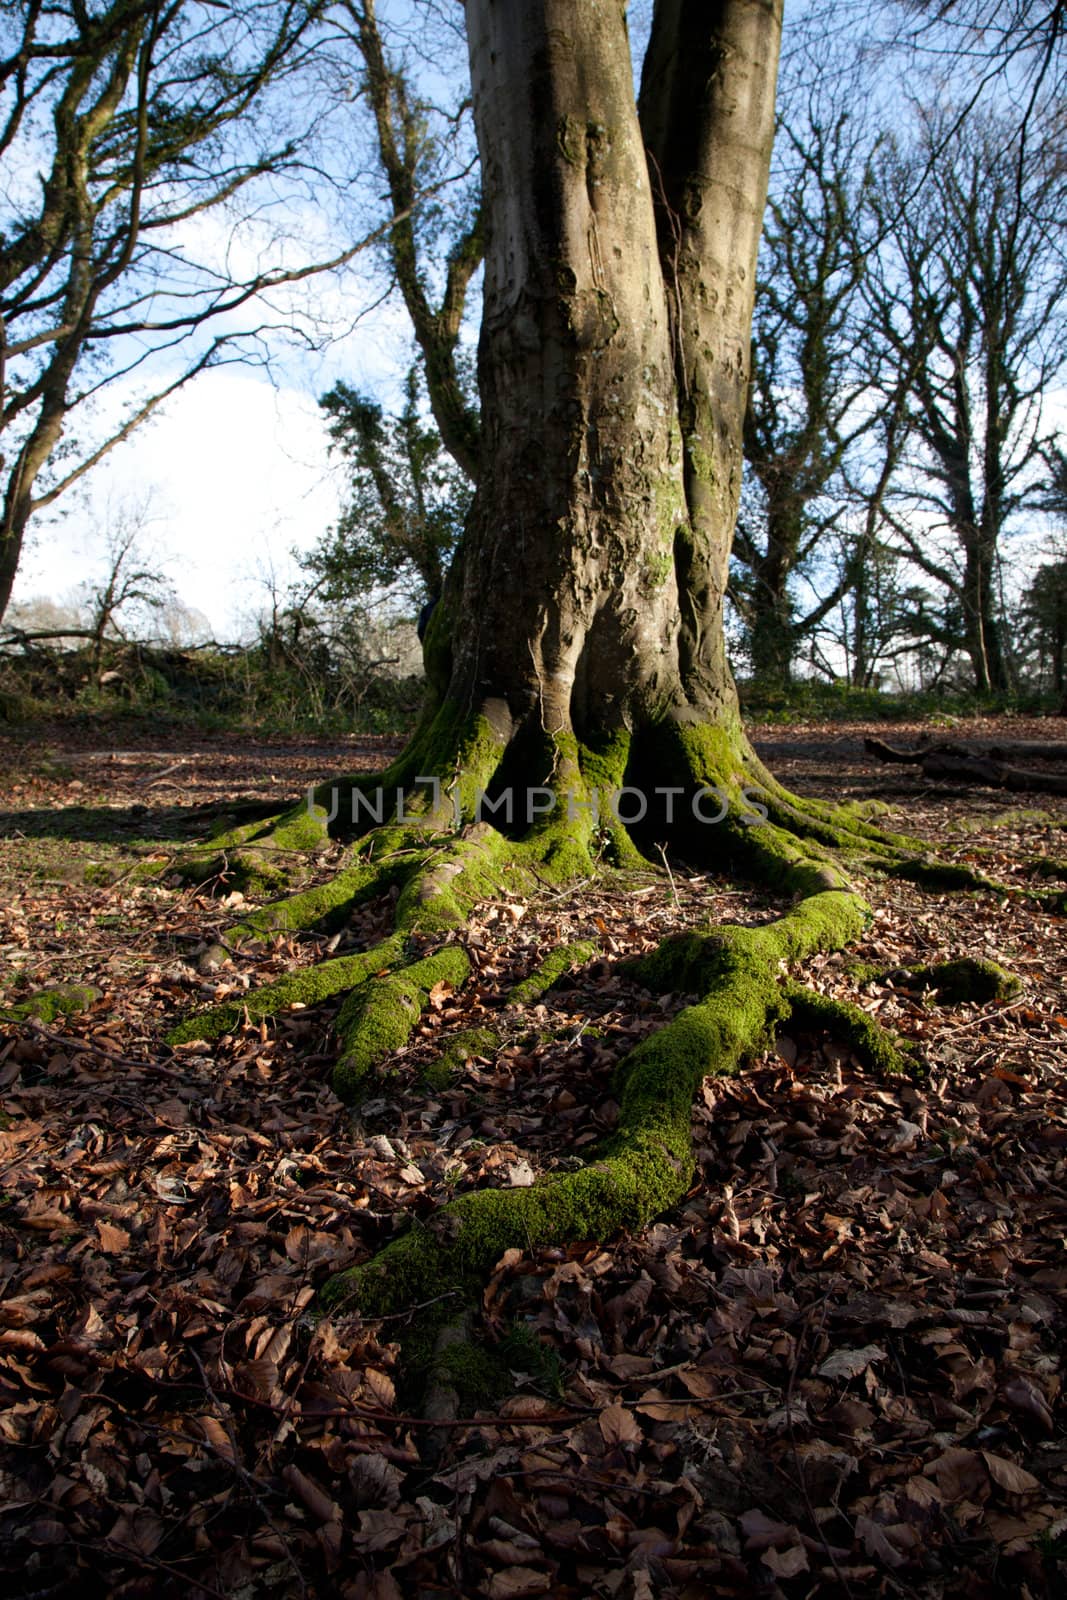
14, 368, 344, 639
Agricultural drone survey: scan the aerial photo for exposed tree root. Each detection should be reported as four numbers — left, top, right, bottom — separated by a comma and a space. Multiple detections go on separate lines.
506, 939, 598, 1007
224, 852, 407, 943
165, 936, 407, 1045
333, 943, 471, 1100
0, 982, 101, 1025
883, 856, 1002, 893
320, 889, 869, 1318
173, 802, 334, 898
165, 704, 1014, 1348
421, 1027, 500, 1090
889, 957, 1021, 1005
780, 982, 911, 1076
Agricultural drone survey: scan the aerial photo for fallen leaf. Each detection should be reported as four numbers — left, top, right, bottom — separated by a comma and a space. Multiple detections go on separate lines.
599, 1403, 642, 1446
818, 1345, 887, 1381
982, 1452, 1041, 1495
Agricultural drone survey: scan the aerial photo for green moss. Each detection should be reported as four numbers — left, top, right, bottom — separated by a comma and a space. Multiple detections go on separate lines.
323, 891, 867, 1319
423, 1320, 563, 1408
269, 803, 332, 853
642, 546, 673, 592
171, 797, 333, 899
507, 939, 596, 1006
627, 890, 869, 995
227, 853, 412, 941
422, 1026, 499, 1089
332, 944, 471, 1100
630, 717, 908, 889
498, 1320, 564, 1396
0, 982, 101, 1024
1029, 858, 1067, 881
783, 982, 910, 1075
898, 958, 1021, 1004
395, 823, 533, 935
323, 1147, 692, 1317
842, 960, 884, 985
165, 933, 405, 1045
886, 857, 1000, 893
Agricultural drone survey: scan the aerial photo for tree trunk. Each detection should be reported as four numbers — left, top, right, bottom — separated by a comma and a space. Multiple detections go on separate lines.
961, 532, 1007, 694
442, 0, 781, 771
748, 507, 799, 687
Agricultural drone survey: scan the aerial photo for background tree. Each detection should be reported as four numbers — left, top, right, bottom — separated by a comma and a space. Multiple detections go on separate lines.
1022, 559, 1067, 693
865, 107, 1067, 690
306, 366, 471, 610
335, 0, 482, 480
0, 0, 426, 624
81, 495, 175, 677
736, 92, 886, 688
1020, 447, 1067, 694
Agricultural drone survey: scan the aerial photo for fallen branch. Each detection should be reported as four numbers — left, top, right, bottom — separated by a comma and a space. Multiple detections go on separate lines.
864, 736, 1067, 794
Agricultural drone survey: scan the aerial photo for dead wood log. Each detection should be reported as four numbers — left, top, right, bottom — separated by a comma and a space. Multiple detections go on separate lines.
864, 736, 1067, 794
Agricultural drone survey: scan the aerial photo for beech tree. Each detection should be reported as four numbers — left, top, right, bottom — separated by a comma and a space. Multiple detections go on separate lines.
166, 1, 992, 1320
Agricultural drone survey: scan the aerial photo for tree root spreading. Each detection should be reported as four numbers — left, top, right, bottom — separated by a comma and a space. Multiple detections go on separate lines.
163, 711, 1026, 1346
320, 889, 869, 1319
333, 943, 471, 1100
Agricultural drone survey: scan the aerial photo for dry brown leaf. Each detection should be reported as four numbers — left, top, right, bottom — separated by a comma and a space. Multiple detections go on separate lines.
598, 1402, 642, 1446
483, 1567, 552, 1598
95, 1220, 130, 1253
982, 1451, 1041, 1495
855, 1515, 912, 1569
193, 1414, 237, 1466
818, 1345, 887, 1381
761, 1542, 810, 1578
283, 1462, 341, 1524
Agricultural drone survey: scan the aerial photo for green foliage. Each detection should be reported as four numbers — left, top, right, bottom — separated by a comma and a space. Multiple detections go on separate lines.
1021, 556, 1067, 693
307, 367, 472, 609
0, 636, 425, 736
738, 678, 1064, 723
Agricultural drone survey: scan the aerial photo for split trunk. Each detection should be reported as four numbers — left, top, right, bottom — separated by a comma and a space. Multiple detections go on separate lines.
422, 0, 783, 796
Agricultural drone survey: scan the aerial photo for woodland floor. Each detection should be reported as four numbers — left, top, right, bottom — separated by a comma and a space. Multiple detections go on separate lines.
0, 713, 1066, 1598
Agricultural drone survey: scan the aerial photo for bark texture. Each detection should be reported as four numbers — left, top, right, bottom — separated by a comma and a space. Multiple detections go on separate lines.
440, 0, 782, 754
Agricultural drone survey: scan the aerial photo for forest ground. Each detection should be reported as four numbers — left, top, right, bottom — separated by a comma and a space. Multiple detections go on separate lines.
0, 712, 1065, 1599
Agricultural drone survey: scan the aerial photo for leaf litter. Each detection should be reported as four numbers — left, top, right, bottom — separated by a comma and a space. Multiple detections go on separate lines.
0, 715, 1065, 1597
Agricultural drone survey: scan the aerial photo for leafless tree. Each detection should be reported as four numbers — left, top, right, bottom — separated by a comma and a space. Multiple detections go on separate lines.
0, 0, 458, 623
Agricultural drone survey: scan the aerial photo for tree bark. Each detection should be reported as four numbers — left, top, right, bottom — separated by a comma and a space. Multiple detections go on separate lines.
447, 0, 782, 755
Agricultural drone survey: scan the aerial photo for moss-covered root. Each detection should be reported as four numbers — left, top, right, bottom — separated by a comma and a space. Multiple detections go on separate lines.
898, 957, 1021, 1004
506, 939, 597, 1007
225, 853, 411, 943
884, 856, 1003, 894
332, 944, 472, 1100
175, 801, 334, 898
321, 889, 869, 1319
165, 933, 406, 1046
0, 982, 102, 1025
782, 982, 911, 1075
